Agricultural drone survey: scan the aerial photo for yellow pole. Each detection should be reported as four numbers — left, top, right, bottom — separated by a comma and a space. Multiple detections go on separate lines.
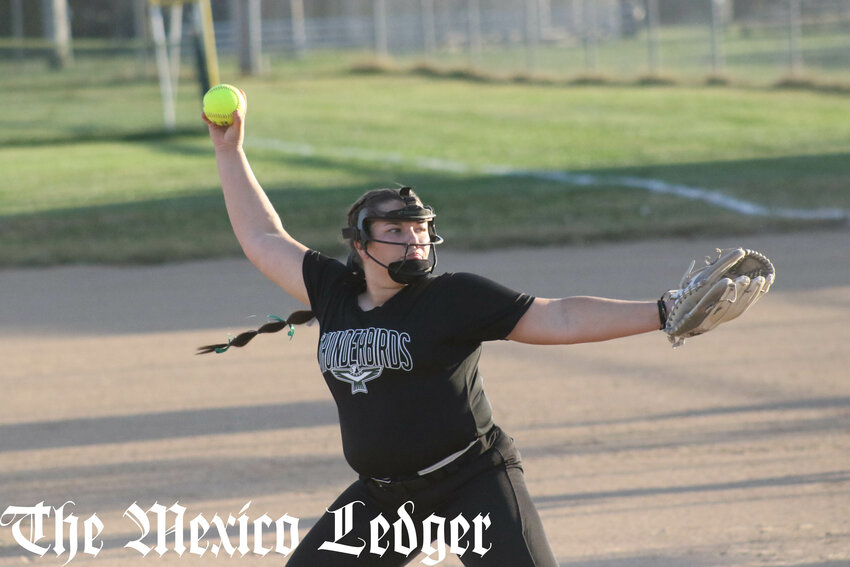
149, 0, 219, 86
196, 0, 220, 86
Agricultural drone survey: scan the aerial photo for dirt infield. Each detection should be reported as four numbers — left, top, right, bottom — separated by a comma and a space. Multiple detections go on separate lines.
2, 229, 848, 566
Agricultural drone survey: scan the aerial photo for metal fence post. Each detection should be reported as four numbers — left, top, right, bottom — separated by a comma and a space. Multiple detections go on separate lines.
646, 0, 660, 74
468, 0, 482, 68
12, 0, 24, 61
291, 0, 307, 57
373, 0, 388, 57
710, 0, 726, 74
421, 0, 437, 57
787, 0, 803, 75
167, 4, 183, 94
42, 0, 73, 68
235, 0, 264, 75
582, 0, 597, 73
524, 0, 539, 73
149, 2, 176, 130
133, 0, 151, 76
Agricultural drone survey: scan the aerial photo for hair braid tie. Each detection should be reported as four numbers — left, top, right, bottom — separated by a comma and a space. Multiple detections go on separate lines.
196, 310, 315, 354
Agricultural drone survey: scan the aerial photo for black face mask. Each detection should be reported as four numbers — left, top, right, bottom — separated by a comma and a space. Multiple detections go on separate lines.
374, 243, 439, 285
341, 187, 445, 284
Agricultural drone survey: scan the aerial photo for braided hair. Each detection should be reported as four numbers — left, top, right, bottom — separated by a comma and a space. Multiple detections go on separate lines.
197, 186, 418, 354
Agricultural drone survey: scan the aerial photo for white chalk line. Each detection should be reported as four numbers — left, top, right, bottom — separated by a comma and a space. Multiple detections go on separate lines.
250, 138, 849, 222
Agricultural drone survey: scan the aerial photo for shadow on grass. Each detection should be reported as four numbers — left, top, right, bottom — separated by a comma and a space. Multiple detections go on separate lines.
0, 127, 205, 149
2, 148, 845, 268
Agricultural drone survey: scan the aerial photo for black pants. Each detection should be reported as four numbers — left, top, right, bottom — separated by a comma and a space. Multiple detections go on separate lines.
286, 426, 558, 566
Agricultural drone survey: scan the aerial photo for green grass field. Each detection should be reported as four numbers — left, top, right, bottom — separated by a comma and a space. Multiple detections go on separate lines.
2, 51, 849, 266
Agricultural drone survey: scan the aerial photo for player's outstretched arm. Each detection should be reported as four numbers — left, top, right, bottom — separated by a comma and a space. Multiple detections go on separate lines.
205, 106, 309, 306
507, 296, 662, 345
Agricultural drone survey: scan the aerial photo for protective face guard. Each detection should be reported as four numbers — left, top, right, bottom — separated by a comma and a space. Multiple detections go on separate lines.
341, 187, 444, 284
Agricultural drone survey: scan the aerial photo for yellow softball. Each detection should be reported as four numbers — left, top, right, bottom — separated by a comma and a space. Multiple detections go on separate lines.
203, 84, 245, 126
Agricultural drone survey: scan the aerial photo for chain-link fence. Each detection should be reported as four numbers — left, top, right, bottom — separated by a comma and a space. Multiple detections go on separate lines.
247, 0, 850, 84
4, 0, 850, 85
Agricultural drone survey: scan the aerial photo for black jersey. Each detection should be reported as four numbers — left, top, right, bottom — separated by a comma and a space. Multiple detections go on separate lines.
302, 250, 535, 478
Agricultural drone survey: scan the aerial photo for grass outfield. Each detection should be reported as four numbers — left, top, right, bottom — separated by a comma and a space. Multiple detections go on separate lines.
2, 54, 849, 266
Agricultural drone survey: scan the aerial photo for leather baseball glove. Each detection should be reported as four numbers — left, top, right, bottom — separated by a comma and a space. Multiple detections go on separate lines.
660, 247, 775, 348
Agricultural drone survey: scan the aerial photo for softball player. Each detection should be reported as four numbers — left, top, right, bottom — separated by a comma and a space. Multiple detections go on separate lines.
202, 106, 667, 566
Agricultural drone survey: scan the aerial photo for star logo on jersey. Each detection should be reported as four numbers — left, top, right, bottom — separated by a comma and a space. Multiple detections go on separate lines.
330, 364, 384, 394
